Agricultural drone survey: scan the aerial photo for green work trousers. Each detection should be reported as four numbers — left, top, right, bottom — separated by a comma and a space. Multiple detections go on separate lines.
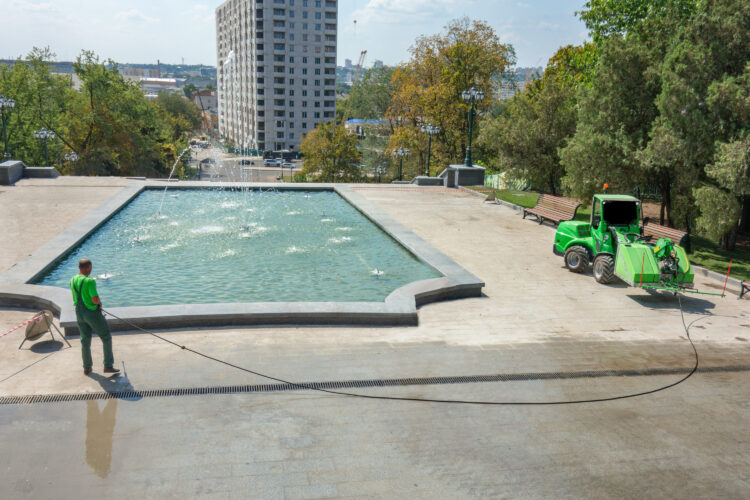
76, 304, 114, 369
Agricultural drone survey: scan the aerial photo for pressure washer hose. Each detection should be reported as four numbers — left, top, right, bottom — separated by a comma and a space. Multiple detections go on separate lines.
102, 295, 700, 406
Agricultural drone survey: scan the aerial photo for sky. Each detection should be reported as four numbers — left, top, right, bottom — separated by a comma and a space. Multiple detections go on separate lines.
2, 0, 589, 68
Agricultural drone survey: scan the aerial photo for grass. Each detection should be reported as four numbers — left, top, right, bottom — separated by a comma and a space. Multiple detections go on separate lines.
466, 185, 748, 282
689, 236, 749, 281
464, 186, 540, 209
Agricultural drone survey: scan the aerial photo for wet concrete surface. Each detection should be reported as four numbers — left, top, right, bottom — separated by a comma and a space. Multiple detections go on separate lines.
1, 371, 749, 498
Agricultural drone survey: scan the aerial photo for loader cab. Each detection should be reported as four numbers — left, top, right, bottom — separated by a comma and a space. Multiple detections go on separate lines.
590, 195, 642, 252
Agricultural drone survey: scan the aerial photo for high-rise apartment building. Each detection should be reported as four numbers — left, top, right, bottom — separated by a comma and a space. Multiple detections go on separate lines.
216, 0, 338, 152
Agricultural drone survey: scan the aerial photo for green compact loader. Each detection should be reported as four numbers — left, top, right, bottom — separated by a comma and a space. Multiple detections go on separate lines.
553, 194, 710, 295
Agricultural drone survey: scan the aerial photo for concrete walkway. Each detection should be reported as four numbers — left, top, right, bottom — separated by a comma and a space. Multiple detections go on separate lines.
1, 181, 749, 498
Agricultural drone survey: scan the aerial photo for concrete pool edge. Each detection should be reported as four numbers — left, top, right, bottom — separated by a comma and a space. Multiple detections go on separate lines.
0, 182, 484, 334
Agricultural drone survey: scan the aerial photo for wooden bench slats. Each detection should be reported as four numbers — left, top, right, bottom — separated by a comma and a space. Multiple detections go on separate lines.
523, 194, 581, 225
642, 218, 690, 251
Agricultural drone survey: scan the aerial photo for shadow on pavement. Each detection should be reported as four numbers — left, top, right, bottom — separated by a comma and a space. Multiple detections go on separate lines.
87, 372, 142, 402
29, 340, 65, 354
627, 292, 716, 314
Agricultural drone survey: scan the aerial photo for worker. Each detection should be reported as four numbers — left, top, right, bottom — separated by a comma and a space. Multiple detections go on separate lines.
70, 258, 119, 376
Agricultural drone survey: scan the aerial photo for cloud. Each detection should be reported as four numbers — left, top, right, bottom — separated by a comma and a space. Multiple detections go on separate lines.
9, 0, 57, 12
184, 4, 214, 23
538, 21, 561, 31
115, 9, 158, 24
352, 0, 475, 25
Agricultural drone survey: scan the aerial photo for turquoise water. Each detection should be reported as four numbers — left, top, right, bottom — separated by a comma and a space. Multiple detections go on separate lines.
35, 189, 441, 306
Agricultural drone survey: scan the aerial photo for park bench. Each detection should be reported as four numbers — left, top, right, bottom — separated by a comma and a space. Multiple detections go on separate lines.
642, 218, 690, 251
523, 194, 581, 225
741, 281, 749, 299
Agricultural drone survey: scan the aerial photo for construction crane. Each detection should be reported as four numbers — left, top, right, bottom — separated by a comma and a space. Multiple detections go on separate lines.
340, 50, 367, 126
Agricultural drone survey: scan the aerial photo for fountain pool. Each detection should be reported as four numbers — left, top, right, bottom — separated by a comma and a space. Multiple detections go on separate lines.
34, 189, 442, 306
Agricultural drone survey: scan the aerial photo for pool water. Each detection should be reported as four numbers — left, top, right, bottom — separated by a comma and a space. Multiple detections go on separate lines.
35, 189, 441, 306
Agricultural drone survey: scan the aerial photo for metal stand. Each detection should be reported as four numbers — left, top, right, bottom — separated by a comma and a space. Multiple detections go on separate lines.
18, 313, 72, 350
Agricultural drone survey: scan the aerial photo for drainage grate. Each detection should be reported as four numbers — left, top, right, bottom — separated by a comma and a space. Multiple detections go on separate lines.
1, 364, 748, 406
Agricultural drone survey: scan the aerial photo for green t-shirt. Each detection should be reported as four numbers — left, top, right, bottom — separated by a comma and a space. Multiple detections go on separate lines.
70, 274, 99, 311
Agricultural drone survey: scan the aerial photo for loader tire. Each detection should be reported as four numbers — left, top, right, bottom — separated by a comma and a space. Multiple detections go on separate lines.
564, 246, 589, 273
593, 255, 616, 284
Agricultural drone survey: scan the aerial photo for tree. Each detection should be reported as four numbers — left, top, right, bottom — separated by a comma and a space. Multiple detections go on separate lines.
560, 35, 663, 211
477, 44, 593, 194
300, 123, 362, 182
0, 48, 201, 177
695, 138, 750, 250
155, 91, 203, 137
183, 83, 198, 98
0, 47, 72, 166
641, 0, 749, 228
578, 0, 698, 42
348, 66, 395, 119
386, 18, 515, 174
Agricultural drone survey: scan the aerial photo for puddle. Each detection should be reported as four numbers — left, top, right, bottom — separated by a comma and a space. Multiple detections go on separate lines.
86, 399, 117, 478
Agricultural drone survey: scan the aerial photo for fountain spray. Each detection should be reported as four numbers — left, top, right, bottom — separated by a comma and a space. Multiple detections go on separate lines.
157, 146, 192, 215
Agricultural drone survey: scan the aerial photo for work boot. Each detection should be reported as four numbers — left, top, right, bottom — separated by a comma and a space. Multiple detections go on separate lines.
84, 368, 92, 375
103, 366, 120, 374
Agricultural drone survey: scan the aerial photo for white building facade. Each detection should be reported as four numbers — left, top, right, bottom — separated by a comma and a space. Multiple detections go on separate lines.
216, 0, 338, 152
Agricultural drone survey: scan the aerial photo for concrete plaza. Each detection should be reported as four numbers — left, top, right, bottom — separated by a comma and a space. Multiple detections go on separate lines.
0, 178, 748, 498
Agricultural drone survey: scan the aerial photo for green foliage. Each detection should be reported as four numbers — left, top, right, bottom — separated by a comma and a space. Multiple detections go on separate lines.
578, 0, 698, 42
300, 123, 362, 182
479, 44, 591, 195
479, 75, 576, 194
387, 18, 516, 173
0, 48, 202, 176
348, 66, 395, 119
155, 91, 204, 137
695, 138, 750, 249
561, 36, 659, 205
694, 185, 742, 243
183, 83, 198, 98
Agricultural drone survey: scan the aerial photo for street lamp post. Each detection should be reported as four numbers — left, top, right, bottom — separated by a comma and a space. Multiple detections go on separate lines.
375, 165, 386, 183
33, 128, 56, 166
0, 95, 16, 161
461, 87, 485, 167
392, 147, 410, 181
64, 151, 79, 175
420, 124, 440, 177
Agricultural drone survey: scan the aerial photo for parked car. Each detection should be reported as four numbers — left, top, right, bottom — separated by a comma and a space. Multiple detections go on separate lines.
282, 163, 295, 169
200, 158, 216, 165
239, 160, 253, 166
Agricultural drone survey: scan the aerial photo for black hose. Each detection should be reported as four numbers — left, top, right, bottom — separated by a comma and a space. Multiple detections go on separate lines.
102, 295, 699, 406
